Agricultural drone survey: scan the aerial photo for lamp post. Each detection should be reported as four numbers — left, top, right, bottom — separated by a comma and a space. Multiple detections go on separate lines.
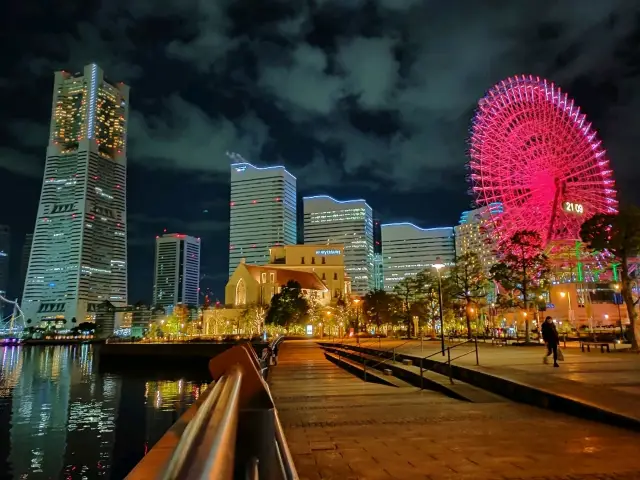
613, 283, 624, 340
353, 298, 361, 344
560, 291, 574, 328
433, 258, 446, 356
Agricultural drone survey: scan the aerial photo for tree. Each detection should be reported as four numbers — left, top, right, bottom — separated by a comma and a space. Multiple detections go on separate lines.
242, 303, 267, 336
581, 206, 640, 350
445, 253, 489, 338
363, 290, 394, 333
490, 230, 550, 343
393, 276, 424, 337
265, 280, 309, 331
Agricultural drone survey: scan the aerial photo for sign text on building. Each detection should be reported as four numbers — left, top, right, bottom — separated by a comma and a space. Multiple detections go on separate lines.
315, 249, 341, 256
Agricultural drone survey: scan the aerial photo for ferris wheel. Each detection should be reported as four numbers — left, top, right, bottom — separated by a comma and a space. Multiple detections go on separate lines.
468, 75, 618, 246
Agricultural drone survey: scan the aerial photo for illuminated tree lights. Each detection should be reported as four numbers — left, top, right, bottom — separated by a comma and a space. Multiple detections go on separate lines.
468, 75, 618, 245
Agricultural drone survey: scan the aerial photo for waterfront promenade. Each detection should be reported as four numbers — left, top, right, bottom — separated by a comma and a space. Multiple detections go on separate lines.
269, 340, 640, 480
337, 337, 640, 425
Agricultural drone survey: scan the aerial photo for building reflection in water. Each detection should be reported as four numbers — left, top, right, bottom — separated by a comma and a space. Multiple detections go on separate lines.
0, 345, 208, 479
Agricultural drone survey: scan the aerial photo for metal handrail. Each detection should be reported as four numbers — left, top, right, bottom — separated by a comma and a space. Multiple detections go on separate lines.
273, 406, 298, 480
367, 339, 415, 370
162, 366, 242, 480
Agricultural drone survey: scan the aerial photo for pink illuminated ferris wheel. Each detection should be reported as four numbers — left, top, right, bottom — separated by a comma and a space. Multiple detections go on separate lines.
468, 75, 618, 246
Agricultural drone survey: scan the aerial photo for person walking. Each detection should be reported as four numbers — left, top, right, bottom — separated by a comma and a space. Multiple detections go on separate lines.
541, 316, 560, 367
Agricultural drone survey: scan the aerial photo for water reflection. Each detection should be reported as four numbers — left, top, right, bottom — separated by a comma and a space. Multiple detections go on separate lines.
0, 345, 208, 479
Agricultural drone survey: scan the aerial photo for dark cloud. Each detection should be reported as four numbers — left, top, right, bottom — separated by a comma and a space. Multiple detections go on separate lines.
3, 0, 640, 191
2, 0, 640, 300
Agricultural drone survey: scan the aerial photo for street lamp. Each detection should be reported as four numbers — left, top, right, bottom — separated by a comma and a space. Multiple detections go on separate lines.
353, 298, 361, 343
433, 258, 446, 356
613, 283, 624, 340
560, 291, 574, 327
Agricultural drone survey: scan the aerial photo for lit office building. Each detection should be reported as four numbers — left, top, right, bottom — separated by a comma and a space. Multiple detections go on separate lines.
303, 196, 374, 295
381, 223, 455, 292
22, 64, 129, 326
153, 234, 201, 309
19, 233, 33, 299
454, 203, 502, 276
229, 159, 297, 276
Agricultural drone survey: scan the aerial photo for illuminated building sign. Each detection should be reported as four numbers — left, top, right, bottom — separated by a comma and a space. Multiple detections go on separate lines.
563, 202, 584, 214
315, 249, 341, 256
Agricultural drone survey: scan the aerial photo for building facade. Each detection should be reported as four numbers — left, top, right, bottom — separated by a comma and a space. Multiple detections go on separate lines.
268, 244, 351, 301
454, 203, 502, 276
153, 233, 201, 310
22, 64, 129, 326
19, 233, 33, 299
381, 223, 455, 292
303, 196, 374, 296
229, 160, 297, 276
225, 260, 328, 306
0, 225, 9, 301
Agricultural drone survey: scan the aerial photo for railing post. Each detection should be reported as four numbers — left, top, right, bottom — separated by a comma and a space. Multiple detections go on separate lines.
363, 358, 367, 382
392, 348, 396, 363
419, 357, 423, 390
475, 337, 479, 366
447, 347, 453, 384
421, 335, 423, 355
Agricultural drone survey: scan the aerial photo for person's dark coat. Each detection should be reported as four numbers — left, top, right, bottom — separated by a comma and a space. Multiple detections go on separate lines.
541, 321, 559, 344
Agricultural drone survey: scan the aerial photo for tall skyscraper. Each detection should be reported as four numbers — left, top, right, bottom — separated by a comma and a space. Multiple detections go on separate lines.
229, 159, 297, 276
303, 195, 374, 295
454, 203, 502, 276
153, 234, 201, 309
22, 64, 129, 326
381, 223, 455, 292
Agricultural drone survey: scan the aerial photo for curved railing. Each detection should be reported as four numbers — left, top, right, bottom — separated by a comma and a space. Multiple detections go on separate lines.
127, 342, 298, 480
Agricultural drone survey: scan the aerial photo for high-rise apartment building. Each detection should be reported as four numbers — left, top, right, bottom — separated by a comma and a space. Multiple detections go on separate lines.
303, 196, 374, 295
22, 64, 129, 326
153, 234, 201, 309
454, 203, 502, 276
229, 159, 297, 276
381, 223, 455, 292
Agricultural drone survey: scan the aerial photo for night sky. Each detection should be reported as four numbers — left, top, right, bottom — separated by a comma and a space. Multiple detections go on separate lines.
1, 0, 640, 302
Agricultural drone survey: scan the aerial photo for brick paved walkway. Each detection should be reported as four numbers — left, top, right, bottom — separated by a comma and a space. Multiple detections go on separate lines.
336, 338, 640, 424
270, 340, 640, 480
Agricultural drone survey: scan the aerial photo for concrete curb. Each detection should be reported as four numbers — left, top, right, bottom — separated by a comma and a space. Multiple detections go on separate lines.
324, 342, 640, 432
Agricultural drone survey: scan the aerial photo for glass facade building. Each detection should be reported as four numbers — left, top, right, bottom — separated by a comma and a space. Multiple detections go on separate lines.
22, 64, 129, 326
153, 234, 201, 309
303, 196, 374, 296
381, 223, 455, 292
229, 162, 297, 276
454, 203, 502, 277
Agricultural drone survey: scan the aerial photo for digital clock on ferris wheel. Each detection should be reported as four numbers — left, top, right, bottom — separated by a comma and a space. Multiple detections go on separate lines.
563, 201, 584, 215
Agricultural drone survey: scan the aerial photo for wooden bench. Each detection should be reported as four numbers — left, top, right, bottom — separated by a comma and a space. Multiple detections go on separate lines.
580, 341, 611, 353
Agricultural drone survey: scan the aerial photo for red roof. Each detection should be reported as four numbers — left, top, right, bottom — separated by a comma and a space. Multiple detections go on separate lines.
244, 265, 326, 290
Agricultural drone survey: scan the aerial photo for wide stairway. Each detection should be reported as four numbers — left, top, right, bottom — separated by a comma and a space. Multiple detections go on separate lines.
269, 340, 640, 480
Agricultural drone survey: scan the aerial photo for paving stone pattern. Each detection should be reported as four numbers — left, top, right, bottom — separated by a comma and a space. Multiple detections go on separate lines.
269, 341, 640, 480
